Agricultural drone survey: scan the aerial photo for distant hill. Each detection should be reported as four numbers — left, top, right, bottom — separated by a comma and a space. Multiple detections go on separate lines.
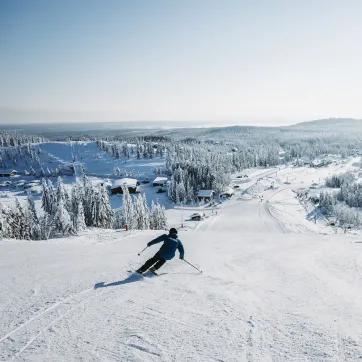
287, 118, 362, 132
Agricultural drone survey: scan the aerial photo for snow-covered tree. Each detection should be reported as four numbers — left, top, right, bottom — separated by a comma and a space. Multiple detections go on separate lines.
53, 198, 76, 236
39, 212, 54, 240
133, 193, 150, 230
26, 195, 40, 240
150, 201, 167, 230
121, 186, 135, 229
113, 208, 124, 229
56, 176, 71, 212
74, 201, 86, 231
94, 185, 113, 228
0, 202, 13, 238
41, 178, 52, 214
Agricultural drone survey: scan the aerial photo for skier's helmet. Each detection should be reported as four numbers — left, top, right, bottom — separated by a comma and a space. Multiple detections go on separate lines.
169, 227, 178, 235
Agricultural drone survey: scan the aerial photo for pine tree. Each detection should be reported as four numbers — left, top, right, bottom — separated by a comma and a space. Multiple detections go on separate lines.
133, 193, 150, 229
150, 201, 167, 230
95, 185, 113, 228
41, 178, 52, 214
12, 199, 31, 240
121, 186, 134, 229
141, 193, 150, 229
39, 212, 54, 240
0, 202, 13, 238
74, 201, 86, 231
113, 208, 124, 229
46, 179, 56, 214
26, 195, 40, 240
53, 198, 76, 236
56, 176, 71, 211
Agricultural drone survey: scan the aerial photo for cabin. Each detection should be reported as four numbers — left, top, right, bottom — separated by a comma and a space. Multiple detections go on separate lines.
0, 169, 17, 177
197, 190, 214, 202
311, 159, 324, 168
61, 165, 75, 176
111, 178, 140, 194
190, 213, 202, 221
152, 176, 168, 187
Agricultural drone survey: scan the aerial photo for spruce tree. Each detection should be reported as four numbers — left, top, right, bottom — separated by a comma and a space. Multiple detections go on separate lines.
95, 185, 113, 228
53, 198, 76, 236
121, 186, 134, 229
75, 201, 86, 231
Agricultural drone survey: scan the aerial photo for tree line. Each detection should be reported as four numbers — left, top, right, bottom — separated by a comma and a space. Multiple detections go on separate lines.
319, 171, 362, 231
0, 176, 167, 240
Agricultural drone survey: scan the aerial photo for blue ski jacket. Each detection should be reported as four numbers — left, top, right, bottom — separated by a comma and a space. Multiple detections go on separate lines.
148, 233, 184, 260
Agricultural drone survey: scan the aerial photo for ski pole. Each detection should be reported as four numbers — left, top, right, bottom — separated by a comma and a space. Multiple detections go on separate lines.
183, 259, 203, 273
138, 246, 148, 256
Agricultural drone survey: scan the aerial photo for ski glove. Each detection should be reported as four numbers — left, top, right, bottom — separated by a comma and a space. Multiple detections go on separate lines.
179, 255, 184, 260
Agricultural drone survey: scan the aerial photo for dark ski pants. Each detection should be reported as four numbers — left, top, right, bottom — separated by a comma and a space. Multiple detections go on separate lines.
137, 253, 166, 273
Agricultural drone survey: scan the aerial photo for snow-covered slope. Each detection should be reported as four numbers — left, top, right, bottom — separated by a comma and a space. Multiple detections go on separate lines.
1, 190, 362, 361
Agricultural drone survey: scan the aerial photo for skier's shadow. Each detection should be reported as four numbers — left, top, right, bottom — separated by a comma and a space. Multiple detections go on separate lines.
94, 273, 143, 289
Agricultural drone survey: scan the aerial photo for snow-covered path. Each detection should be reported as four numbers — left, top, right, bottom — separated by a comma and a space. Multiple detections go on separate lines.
197, 186, 286, 234
1, 229, 362, 361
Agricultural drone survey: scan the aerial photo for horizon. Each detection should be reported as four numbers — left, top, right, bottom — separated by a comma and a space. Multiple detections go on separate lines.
1, 0, 362, 124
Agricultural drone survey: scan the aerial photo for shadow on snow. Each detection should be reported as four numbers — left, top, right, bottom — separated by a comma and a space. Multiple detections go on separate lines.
94, 273, 143, 289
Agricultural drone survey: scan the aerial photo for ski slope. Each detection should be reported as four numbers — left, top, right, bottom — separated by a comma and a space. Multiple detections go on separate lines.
1, 190, 362, 361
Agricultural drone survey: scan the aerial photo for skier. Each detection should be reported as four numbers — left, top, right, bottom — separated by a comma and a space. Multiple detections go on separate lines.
136, 228, 184, 274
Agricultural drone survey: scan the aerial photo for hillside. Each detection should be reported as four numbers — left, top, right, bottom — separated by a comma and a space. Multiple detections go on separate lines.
1, 193, 362, 361
288, 118, 362, 132
1, 160, 362, 361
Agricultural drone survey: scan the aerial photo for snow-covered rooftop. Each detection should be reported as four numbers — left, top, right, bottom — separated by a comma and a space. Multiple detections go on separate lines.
197, 190, 213, 197
112, 178, 138, 188
153, 176, 168, 184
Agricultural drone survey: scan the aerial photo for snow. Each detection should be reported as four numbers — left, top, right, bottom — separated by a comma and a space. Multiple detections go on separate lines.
152, 176, 168, 184
197, 190, 213, 197
112, 178, 139, 188
1, 197, 362, 361
2, 151, 362, 360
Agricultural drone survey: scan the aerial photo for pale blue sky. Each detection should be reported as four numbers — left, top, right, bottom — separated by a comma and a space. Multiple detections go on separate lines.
0, 0, 361, 125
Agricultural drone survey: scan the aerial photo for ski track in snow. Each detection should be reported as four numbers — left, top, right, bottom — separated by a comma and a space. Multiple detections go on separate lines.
2, 159, 362, 361
1, 231, 362, 361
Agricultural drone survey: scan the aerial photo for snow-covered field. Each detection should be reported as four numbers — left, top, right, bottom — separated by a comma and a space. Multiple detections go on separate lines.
1, 146, 362, 361
2, 179, 362, 360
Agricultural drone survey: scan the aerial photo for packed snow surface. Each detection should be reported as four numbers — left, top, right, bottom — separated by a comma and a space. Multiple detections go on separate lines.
1, 189, 362, 361
1, 154, 362, 360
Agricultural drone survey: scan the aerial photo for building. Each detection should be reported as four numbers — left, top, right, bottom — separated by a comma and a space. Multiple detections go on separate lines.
197, 190, 214, 202
190, 213, 202, 221
60, 165, 75, 176
311, 159, 324, 168
0, 169, 17, 177
111, 178, 140, 194
152, 176, 168, 187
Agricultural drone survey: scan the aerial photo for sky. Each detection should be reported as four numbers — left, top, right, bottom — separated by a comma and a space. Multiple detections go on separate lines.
0, 0, 361, 125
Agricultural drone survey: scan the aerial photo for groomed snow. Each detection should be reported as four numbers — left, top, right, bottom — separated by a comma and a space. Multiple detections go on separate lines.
1, 154, 362, 361
1, 186, 362, 361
